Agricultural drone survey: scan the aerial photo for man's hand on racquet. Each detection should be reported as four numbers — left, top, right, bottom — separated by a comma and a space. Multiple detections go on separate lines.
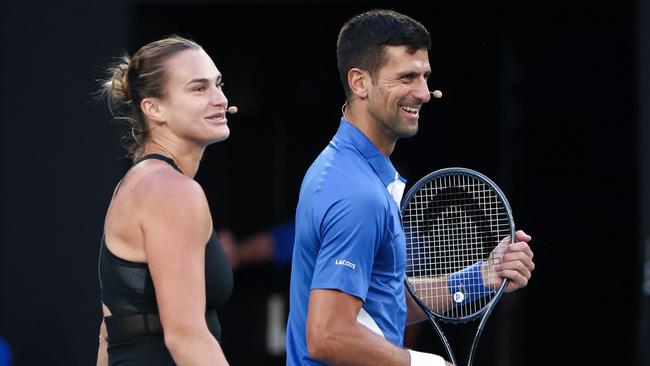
482, 230, 535, 292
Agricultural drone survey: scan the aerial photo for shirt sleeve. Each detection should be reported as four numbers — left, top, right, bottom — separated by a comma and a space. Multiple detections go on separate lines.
310, 191, 387, 302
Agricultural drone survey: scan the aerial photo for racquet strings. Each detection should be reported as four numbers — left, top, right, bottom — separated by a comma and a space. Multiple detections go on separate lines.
403, 173, 511, 320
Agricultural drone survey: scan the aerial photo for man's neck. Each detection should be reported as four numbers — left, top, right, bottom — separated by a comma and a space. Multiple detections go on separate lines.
343, 101, 396, 156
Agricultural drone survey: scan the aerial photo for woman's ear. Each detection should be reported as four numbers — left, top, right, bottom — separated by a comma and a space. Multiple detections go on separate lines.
140, 98, 166, 125
347, 68, 369, 100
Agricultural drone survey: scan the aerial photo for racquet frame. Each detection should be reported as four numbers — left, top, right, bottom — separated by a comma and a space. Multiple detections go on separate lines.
401, 167, 515, 366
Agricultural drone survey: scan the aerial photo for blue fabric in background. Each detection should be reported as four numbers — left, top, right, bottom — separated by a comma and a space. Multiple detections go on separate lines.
0, 337, 12, 366
270, 219, 296, 266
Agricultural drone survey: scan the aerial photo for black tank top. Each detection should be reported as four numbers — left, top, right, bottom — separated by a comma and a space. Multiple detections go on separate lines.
98, 154, 233, 339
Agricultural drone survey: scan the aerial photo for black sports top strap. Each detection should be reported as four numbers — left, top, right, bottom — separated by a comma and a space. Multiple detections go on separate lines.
134, 153, 182, 173
113, 154, 182, 197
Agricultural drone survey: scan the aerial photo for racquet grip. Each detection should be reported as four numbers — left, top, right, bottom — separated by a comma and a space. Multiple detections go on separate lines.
408, 349, 445, 366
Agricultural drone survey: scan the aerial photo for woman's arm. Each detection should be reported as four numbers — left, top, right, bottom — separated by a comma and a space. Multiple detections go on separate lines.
141, 174, 228, 366
96, 319, 108, 366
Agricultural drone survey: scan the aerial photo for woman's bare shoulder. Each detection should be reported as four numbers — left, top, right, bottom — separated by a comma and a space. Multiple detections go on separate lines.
134, 161, 206, 203
131, 161, 211, 235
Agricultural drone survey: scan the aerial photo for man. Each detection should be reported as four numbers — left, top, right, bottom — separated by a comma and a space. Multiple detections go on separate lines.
286, 9, 534, 366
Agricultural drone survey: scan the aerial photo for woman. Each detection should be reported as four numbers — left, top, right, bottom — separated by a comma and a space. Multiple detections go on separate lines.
96, 35, 234, 365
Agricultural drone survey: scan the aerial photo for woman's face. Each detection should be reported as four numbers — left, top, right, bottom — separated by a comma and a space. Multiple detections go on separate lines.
158, 48, 231, 146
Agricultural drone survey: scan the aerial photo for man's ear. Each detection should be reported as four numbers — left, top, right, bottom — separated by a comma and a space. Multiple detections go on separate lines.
347, 68, 369, 100
140, 98, 166, 125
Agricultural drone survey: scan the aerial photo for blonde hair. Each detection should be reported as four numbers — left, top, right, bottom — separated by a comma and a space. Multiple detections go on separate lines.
100, 35, 201, 160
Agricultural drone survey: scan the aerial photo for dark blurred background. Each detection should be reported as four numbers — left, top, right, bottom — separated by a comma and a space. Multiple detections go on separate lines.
0, 0, 647, 365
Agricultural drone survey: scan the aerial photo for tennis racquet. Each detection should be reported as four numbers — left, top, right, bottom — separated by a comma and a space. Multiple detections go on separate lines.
401, 167, 516, 366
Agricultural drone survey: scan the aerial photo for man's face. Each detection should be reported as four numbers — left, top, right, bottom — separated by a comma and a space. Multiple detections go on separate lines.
366, 45, 432, 140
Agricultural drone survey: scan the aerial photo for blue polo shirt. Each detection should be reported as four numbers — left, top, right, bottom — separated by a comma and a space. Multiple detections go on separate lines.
286, 118, 407, 365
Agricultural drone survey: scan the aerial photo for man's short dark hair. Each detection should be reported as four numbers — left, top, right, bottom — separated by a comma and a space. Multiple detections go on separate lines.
336, 9, 431, 98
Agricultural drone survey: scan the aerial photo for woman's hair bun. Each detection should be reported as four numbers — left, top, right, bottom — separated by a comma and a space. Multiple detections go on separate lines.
104, 55, 131, 103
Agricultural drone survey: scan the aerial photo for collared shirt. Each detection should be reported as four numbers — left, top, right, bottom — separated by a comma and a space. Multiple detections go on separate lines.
286, 118, 407, 366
